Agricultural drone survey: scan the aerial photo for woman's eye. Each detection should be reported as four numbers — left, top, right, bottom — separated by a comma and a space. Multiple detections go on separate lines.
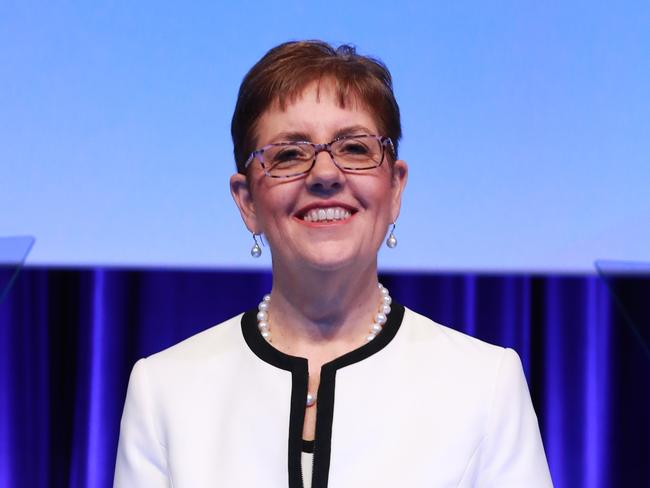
271, 146, 309, 165
274, 149, 301, 161
339, 141, 370, 155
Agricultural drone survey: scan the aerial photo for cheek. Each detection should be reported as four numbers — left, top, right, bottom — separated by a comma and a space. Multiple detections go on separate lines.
367, 178, 394, 212
253, 185, 297, 227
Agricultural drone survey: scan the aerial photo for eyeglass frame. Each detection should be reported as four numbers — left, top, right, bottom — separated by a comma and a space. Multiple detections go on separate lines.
243, 134, 395, 179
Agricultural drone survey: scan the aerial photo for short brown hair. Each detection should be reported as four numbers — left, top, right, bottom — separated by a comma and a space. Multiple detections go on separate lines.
231, 40, 402, 173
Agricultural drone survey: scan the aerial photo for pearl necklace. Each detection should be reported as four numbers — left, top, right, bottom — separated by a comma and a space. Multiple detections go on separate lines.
256, 283, 393, 407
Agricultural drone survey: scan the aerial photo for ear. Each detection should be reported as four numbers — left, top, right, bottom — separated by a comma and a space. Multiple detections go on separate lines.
389, 159, 408, 222
230, 173, 260, 234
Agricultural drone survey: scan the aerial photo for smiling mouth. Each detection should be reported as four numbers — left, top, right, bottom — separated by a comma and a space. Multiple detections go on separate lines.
301, 206, 353, 223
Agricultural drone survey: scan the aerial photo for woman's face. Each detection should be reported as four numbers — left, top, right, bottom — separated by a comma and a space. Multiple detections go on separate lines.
230, 80, 408, 274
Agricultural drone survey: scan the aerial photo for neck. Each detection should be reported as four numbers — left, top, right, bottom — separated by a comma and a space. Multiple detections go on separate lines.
267, 259, 382, 358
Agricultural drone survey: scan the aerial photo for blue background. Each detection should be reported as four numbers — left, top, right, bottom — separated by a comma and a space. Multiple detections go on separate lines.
2, 1, 648, 271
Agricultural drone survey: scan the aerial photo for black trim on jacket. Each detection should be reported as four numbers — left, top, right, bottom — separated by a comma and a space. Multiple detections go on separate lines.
241, 303, 405, 488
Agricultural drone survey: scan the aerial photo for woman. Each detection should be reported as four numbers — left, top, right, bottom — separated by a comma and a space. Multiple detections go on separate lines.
114, 41, 553, 487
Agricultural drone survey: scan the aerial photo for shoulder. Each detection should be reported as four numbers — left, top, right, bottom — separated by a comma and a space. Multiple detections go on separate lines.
396, 309, 551, 484
132, 312, 249, 381
400, 306, 512, 365
392, 306, 527, 403
154, 312, 244, 357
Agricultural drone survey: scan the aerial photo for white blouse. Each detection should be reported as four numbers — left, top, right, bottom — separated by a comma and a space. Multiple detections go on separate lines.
302, 451, 313, 488
114, 304, 553, 487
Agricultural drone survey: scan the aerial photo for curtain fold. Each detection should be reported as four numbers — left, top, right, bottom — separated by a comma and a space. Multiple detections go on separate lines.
0, 267, 647, 487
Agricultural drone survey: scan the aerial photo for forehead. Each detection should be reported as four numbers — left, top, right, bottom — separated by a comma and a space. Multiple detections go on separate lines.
254, 80, 380, 144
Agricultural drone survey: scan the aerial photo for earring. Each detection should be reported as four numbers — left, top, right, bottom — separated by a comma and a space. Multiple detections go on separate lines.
250, 234, 262, 258
386, 223, 397, 249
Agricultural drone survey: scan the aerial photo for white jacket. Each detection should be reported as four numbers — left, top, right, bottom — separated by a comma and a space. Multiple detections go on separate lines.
114, 304, 553, 487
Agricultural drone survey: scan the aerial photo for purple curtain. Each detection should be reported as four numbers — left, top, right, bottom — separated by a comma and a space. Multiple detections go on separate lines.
0, 267, 648, 487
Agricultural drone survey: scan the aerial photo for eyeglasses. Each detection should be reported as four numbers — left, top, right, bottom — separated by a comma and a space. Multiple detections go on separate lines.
244, 134, 394, 178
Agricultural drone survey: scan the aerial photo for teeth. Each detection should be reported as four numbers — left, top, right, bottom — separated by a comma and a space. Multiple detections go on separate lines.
303, 206, 352, 222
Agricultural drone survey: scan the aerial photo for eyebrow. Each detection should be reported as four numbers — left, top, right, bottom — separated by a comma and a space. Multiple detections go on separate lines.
333, 125, 374, 139
269, 131, 311, 143
268, 125, 375, 144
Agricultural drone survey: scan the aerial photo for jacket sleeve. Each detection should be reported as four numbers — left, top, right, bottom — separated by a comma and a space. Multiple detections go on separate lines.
478, 348, 554, 487
113, 358, 171, 488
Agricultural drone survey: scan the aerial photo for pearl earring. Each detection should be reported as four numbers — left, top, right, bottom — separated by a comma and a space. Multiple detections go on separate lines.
386, 223, 397, 249
250, 234, 262, 258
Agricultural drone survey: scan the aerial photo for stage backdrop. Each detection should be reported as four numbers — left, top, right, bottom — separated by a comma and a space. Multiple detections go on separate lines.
2, 1, 649, 272
0, 267, 648, 488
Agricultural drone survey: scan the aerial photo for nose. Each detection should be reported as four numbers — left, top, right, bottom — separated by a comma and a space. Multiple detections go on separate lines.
305, 148, 344, 194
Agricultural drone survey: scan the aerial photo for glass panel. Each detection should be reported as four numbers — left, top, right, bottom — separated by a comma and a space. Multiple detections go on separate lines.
0, 236, 35, 306
595, 259, 650, 361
